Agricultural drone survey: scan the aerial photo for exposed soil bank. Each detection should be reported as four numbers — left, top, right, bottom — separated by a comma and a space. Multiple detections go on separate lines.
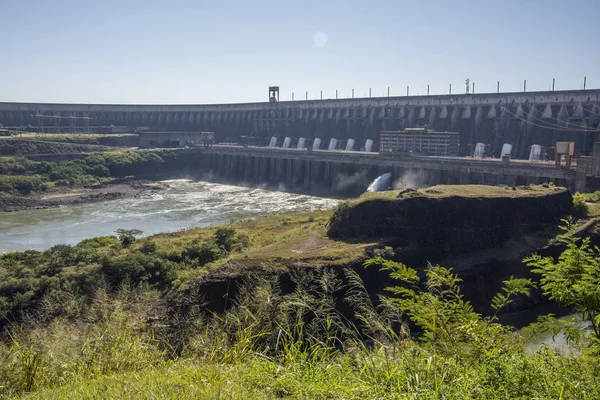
0, 180, 169, 212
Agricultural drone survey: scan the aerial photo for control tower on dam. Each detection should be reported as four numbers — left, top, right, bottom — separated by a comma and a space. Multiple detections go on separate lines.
1, 89, 599, 158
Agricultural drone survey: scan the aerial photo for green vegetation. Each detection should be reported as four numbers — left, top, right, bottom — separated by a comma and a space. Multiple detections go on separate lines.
0, 195, 598, 399
0, 139, 116, 157
0, 133, 137, 145
572, 192, 589, 217
525, 225, 600, 349
0, 223, 253, 328
0, 150, 178, 195
580, 190, 600, 204
0, 175, 48, 195
0, 220, 598, 398
0, 211, 363, 330
570, 191, 600, 218
355, 184, 567, 205
1, 186, 599, 398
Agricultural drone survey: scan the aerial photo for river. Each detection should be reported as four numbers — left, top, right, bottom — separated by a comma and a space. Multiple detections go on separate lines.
0, 180, 338, 253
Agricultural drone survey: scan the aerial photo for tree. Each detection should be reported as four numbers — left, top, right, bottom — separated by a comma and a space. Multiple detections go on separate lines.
213, 227, 249, 253
115, 229, 143, 248
525, 226, 600, 350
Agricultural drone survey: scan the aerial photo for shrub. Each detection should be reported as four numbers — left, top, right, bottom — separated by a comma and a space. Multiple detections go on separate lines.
572, 192, 588, 217
182, 239, 223, 265
0, 149, 182, 196
76, 236, 120, 249
138, 238, 158, 254
0, 175, 46, 195
214, 227, 250, 253
48, 165, 85, 182
214, 227, 237, 251
582, 190, 600, 203
115, 229, 143, 248
100, 252, 167, 287
525, 231, 600, 352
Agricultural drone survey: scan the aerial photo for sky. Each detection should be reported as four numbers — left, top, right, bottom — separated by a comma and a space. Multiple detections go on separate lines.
1, 0, 598, 104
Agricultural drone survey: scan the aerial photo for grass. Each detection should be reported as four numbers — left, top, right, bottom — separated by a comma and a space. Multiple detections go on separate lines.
577, 190, 600, 218
580, 190, 600, 203
227, 211, 373, 264
3, 258, 598, 400
354, 184, 567, 205
588, 203, 600, 218
146, 210, 373, 287
23, 349, 599, 400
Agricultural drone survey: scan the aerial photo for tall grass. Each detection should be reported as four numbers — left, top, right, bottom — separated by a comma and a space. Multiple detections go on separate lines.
1, 264, 599, 399
0, 284, 165, 397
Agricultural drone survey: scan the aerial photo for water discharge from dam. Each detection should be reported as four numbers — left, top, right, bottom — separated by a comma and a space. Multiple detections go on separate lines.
366, 172, 392, 192
0, 180, 338, 253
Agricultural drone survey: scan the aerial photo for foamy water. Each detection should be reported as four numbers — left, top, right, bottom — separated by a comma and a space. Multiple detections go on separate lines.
0, 180, 338, 252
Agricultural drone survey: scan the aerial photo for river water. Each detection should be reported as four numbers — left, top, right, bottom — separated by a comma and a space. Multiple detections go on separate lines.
0, 180, 338, 253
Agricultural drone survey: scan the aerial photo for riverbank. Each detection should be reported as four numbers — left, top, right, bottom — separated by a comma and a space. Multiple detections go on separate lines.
0, 180, 169, 212
0, 149, 183, 203
0, 180, 338, 253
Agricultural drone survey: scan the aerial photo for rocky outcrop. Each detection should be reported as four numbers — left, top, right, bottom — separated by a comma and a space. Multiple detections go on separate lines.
328, 185, 572, 257
167, 185, 581, 325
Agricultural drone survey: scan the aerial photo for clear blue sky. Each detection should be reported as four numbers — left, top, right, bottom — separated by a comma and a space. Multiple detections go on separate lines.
1, 0, 598, 104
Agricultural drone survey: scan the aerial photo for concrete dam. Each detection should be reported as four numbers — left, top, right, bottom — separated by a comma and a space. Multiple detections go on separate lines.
1, 89, 600, 158
179, 145, 585, 196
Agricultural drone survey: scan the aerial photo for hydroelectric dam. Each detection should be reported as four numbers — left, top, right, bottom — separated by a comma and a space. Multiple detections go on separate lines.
2, 89, 600, 158
173, 144, 599, 196
3, 88, 600, 194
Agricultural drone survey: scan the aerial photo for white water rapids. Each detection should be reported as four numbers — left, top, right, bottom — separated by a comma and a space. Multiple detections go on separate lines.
0, 180, 338, 252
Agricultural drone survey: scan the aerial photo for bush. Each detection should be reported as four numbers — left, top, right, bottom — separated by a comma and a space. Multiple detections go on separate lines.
1, 219, 600, 398
116, 229, 143, 248
138, 239, 158, 254
100, 252, 168, 287
76, 236, 120, 249
572, 192, 588, 217
214, 227, 250, 253
0, 175, 46, 195
182, 239, 223, 265
525, 231, 600, 352
0, 149, 183, 196
48, 165, 85, 182
582, 190, 600, 203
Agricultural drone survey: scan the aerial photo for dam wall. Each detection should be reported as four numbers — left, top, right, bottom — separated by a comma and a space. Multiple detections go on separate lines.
184, 146, 579, 196
2, 89, 599, 158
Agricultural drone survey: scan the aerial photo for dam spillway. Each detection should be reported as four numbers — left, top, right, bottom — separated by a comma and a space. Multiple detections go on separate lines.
2, 89, 600, 158
180, 145, 581, 196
